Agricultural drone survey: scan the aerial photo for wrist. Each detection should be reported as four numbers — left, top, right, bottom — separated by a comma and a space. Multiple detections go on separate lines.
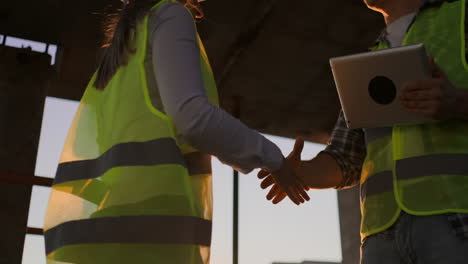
260, 139, 285, 173
272, 157, 286, 173
265, 155, 285, 174
299, 153, 343, 189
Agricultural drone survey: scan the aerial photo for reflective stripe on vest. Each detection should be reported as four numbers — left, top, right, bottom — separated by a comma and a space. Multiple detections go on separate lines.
361, 153, 468, 199
360, 171, 393, 200
396, 153, 468, 179
54, 138, 211, 185
45, 215, 212, 255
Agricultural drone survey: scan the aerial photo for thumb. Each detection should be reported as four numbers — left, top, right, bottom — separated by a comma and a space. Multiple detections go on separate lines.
288, 136, 304, 160
428, 56, 444, 79
428, 55, 435, 67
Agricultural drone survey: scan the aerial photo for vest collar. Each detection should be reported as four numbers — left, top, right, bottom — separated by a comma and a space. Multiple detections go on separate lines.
372, 0, 458, 48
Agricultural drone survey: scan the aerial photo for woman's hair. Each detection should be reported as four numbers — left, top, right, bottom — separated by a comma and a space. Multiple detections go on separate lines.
94, 0, 202, 90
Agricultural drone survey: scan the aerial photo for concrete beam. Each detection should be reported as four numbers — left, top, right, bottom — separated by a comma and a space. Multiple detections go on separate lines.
0, 46, 50, 264
337, 186, 361, 264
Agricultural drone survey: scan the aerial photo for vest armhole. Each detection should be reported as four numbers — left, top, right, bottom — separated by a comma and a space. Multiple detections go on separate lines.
461, 0, 468, 71
140, 6, 171, 123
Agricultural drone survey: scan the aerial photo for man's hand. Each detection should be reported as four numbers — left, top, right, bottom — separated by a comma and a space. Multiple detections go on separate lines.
257, 137, 310, 205
399, 57, 459, 120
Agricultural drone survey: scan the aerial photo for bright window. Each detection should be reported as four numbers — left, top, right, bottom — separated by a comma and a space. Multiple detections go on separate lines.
238, 135, 342, 264
24, 97, 80, 264
1, 34, 58, 65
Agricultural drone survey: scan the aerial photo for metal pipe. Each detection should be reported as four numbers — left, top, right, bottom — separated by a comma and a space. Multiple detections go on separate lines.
232, 96, 241, 264
0, 173, 53, 187
26, 227, 43, 235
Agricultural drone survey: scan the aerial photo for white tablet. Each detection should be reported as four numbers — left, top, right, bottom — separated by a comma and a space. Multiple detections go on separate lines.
329, 43, 434, 129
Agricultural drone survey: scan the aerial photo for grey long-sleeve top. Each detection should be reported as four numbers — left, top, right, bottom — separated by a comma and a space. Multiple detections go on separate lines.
149, 2, 284, 174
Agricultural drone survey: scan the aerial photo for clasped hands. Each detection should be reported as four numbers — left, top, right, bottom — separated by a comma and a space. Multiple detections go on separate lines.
257, 137, 310, 205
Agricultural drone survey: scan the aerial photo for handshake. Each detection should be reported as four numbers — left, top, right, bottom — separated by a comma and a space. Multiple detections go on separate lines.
258, 136, 344, 205
257, 136, 311, 205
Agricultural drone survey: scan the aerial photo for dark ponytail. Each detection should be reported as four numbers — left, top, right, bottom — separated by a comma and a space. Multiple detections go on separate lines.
94, 0, 203, 90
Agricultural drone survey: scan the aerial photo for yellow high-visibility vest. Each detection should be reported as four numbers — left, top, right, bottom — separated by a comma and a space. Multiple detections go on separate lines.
44, 1, 219, 263
361, 0, 468, 239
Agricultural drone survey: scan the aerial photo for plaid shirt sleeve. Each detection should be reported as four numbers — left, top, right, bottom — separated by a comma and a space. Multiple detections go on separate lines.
322, 110, 367, 189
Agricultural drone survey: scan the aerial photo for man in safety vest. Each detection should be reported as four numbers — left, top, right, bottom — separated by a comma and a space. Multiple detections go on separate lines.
259, 0, 468, 263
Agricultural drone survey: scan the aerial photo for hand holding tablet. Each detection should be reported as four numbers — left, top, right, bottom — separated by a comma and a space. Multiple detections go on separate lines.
329, 43, 434, 129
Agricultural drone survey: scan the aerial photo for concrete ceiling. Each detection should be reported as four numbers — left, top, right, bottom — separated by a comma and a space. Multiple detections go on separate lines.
0, 0, 383, 144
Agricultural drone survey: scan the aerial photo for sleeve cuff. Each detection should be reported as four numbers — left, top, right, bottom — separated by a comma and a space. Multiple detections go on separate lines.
319, 150, 349, 190
262, 143, 284, 173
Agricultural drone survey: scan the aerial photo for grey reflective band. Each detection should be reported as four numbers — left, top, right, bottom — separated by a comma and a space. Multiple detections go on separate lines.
185, 152, 212, 175
360, 170, 393, 199
44, 215, 212, 254
54, 138, 186, 185
396, 153, 468, 180
364, 127, 392, 145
